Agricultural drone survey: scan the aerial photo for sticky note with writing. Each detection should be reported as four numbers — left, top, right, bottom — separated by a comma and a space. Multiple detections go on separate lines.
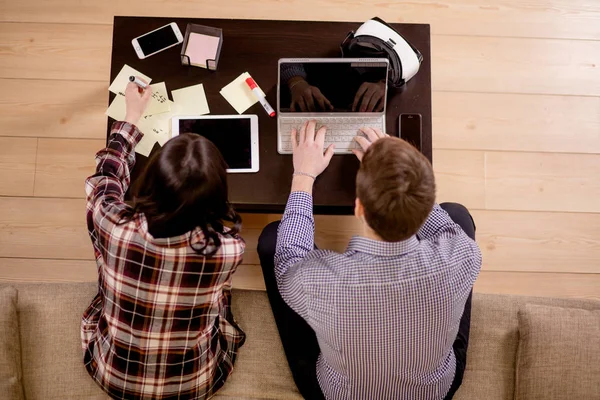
109, 64, 152, 96
143, 82, 171, 116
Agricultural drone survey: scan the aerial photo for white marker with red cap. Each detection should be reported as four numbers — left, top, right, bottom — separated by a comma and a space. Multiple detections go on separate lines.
245, 76, 276, 118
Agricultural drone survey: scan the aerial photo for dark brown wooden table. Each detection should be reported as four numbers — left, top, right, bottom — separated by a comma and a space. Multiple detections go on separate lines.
108, 17, 432, 214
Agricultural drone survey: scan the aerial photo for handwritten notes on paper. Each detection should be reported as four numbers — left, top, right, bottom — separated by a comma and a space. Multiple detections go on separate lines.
138, 101, 174, 143
105, 65, 219, 156
171, 84, 210, 116
108, 64, 152, 95
143, 82, 171, 116
220, 72, 265, 114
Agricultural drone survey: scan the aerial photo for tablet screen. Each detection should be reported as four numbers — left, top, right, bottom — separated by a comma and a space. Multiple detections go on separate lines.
178, 118, 252, 169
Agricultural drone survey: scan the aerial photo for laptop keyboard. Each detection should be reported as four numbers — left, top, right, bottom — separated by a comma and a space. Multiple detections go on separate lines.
279, 117, 385, 154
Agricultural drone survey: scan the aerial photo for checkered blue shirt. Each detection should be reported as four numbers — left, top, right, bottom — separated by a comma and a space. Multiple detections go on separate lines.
275, 192, 482, 400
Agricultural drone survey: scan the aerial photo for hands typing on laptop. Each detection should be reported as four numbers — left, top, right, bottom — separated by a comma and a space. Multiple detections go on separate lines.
277, 59, 389, 154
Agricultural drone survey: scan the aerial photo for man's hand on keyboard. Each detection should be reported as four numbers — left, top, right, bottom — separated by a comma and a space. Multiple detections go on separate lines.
292, 120, 336, 177
352, 127, 389, 161
352, 81, 385, 112
290, 78, 334, 112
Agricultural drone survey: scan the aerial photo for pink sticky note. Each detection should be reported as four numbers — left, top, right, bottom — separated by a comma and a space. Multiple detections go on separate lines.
184, 33, 220, 68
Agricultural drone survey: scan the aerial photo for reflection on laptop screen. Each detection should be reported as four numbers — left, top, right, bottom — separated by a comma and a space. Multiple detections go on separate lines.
279, 61, 388, 114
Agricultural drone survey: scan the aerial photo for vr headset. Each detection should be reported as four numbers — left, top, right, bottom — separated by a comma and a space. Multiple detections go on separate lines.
341, 17, 423, 88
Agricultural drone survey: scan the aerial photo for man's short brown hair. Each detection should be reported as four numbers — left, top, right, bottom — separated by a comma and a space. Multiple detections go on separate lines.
356, 137, 436, 242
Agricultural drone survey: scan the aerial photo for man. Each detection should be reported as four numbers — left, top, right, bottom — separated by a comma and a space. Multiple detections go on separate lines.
258, 121, 482, 399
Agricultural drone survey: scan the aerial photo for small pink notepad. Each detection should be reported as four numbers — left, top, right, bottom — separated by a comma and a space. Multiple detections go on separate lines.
184, 33, 220, 68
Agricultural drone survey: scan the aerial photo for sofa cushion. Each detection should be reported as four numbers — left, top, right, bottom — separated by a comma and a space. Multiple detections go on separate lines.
454, 294, 600, 400
0, 286, 25, 400
5, 281, 599, 400
7, 282, 301, 400
216, 289, 302, 399
9, 282, 107, 400
515, 304, 600, 400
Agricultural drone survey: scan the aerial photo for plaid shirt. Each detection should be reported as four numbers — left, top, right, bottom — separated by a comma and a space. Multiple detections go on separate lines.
81, 122, 246, 400
275, 192, 481, 400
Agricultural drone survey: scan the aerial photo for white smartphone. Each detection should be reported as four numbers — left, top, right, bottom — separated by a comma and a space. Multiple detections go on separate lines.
171, 115, 260, 173
131, 23, 184, 59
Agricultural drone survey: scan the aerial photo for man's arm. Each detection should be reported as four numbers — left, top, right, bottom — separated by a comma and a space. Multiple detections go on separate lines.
274, 178, 315, 319
417, 204, 470, 242
418, 204, 482, 294
274, 121, 335, 317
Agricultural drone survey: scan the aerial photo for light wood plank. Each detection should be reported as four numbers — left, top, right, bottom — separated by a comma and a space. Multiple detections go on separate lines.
0, 22, 111, 81
472, 209, 600, 274
238, 213, 282, 265
4, 200, 599, 276
5, 79, 597, 155
0, 137, 37, 196
243, 209, 600, 275
34, 138, 103, 197
474, 271, 600, 300
238, 270, 600, 297
0, 257, 266, 291
485, 152, 600, 213
1, 0, 599, 40
32, 143, 487, 209
0, 79, 108, 139
0, 258, 97, 282
433, 92, 600, 154
433, 149, 485, 210
0, 197, 92, 259
0, 1, 598, 302
232, 264, 266, 291
0, 198, 283, 266
2, 22, 599, 100
433, 35, 600, 96
5, 258, 596, 299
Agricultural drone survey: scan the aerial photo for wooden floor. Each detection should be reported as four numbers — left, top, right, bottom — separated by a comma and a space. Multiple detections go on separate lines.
0, 0, 599, 299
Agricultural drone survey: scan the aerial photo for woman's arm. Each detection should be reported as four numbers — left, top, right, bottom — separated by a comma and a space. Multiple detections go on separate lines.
85, 81, 152, 246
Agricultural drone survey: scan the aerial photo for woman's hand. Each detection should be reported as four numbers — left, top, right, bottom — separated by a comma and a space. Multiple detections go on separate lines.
124, 78, 152, 126
289, 77, 334, 112
352, 127, 389, 161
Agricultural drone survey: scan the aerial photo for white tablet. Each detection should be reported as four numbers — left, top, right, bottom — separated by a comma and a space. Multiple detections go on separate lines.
171, 115, 259, 173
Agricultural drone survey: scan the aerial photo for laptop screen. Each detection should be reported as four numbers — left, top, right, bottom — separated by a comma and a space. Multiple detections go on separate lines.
279, 61, 388, 114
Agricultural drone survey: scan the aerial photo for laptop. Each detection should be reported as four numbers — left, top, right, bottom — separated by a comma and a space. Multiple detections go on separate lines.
277, 58, 389, 154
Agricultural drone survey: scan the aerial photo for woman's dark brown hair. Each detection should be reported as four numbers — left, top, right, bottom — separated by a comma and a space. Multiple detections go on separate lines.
121, 133, 241, 256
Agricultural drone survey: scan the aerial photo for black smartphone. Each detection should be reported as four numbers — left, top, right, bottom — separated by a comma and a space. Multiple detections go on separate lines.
399, 114, 422, 151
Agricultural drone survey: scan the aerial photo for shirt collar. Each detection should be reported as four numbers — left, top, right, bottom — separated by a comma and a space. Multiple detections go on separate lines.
346, 235, 419, 256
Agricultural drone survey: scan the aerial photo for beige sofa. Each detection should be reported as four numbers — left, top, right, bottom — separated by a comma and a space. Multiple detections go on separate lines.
1, 282, 599, 400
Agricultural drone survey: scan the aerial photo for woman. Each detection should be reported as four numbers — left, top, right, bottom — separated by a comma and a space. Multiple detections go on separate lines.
81, 80, 245, 399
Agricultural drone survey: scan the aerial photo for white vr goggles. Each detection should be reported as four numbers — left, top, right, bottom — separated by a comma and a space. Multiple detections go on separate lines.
341, 17, 423, 88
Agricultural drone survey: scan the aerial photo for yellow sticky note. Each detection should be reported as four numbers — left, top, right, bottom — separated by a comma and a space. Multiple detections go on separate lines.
171, 84, 210, 115
220, 72, 266, 114
109, 64, 152, 95
105, 95, 127, 121
143, 82, 171, 117
135, 133, 157, 157
137, 102, 173, 146
106, 83, 170, 122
